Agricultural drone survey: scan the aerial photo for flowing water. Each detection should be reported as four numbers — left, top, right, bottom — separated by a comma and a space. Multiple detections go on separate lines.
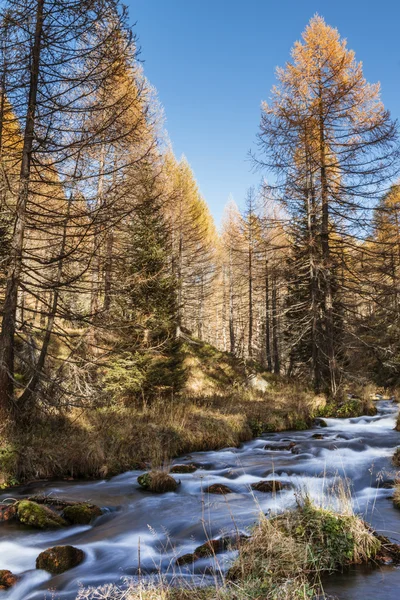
1, 399, 400, 600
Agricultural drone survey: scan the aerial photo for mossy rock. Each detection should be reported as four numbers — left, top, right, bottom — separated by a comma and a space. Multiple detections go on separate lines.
195, 538, 226, 557
175, 552, 197, 566
17, 500, 67, 529
264, 442, 296, 451
36, 545, 85, 574
170, 464, 197, 474
176, 536, 246, 566
137, 471, 178, 493
62, 503, 102, 525
251, 480, 287, 493
204, 483, 233, 495
0, 570, 18, 590
0, 503, 17, 523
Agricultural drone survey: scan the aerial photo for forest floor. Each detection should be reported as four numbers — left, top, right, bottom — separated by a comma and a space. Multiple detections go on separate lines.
0, 339, 378, 487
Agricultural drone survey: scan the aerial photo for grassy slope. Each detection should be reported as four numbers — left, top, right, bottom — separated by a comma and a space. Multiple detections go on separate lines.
0, 339, 376, 486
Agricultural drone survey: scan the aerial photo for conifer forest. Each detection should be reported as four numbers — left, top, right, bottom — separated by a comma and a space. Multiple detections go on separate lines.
1, 3, 400, 600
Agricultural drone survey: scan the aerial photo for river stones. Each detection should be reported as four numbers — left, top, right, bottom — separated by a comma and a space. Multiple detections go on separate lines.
17, 500, 67, 529
251, 480, 289, 493
36, 545, 85, 574
311, 433, 325, 440
264, 442, 296, 451
204, 483, 233, 495
62, 503, 103, 525
170, 464, 197, 474
176, 535, 246, 565
137, 471, 179, 493
315, 418, 328, 427
0, 570, 18, 590
0, 503, 17, 523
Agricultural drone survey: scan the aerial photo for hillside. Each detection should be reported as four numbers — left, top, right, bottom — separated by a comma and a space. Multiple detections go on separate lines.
0, 338, 375, 488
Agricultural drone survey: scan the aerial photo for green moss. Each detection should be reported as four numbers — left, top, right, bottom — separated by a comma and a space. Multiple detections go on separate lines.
170, 464, 197, 474
17, 500, 67, 529
62, 503, 102, 525
137, 471, 178, 493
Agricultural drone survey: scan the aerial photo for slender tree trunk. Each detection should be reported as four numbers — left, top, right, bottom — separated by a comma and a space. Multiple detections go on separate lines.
19, 194, 71, 407
318, 81, 337, 396
265, 256, 272, 371
248, 245, 253, 358
272, 274, 280, 374
229, 248, 235, 354
0, 0, 44, 415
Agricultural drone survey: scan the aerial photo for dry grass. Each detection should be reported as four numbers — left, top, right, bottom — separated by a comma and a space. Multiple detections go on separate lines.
393, 484, 400, 509
393, 448, 400, 467
0, 339, 379, 485
75, 491, 384, 600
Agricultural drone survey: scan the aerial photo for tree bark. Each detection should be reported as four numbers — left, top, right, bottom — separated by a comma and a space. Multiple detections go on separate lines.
0, 0, 44, 415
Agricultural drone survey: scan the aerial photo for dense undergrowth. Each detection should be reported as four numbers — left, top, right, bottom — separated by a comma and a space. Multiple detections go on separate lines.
0, 339, 378, 487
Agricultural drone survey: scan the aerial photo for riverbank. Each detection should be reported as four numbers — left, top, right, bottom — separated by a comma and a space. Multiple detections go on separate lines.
1, 398, 399, 600
75, 491, 400, 600
0, 340, 378, 487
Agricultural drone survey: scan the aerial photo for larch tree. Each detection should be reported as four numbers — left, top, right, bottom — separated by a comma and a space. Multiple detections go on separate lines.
257, 14, 398, 396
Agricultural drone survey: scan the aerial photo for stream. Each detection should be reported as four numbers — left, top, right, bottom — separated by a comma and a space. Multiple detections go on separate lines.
1, 399, 400, 600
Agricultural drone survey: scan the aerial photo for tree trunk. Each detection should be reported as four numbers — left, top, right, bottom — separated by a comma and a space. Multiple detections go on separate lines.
265, 256, 272, 371
319, 82, 337, 397
0, 0, 44, 415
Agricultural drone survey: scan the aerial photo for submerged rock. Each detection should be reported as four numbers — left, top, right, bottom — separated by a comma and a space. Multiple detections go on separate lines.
137, 471, 179, 493
176, 535, 246, 566
0, 503, 17, 523
251, 480, 288, 493
315, 418, 328, 428
311, 433, 325, 440
170, 464, 197, 474
375, 534, 400, 565
264, 442, 296, 451
62, 503, 102, 525
204, 483, 233, 495
17, 500, 67, 529
36, 545, 85, 574
0, 570, 18, 590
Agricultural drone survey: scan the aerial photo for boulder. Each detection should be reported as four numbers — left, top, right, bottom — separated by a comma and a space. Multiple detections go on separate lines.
251, 480, 288, 493
62, 503, 102, 525
246, 374, 269, 392
170, 464, 197, 474
311, 433, 324, 440
137, 471, 178, 493
176, 535, 247, 566
17, 500, 67, 529
204, 483, 233, 495
36, 545, 85, 574
0, 503, 17, 523
0, 570, 18, 590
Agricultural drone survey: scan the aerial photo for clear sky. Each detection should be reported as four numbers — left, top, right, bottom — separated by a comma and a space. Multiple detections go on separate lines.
128, 0, 400, 225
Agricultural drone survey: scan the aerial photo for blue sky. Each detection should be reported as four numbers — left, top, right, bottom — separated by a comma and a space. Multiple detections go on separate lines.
128, 1, 400, 225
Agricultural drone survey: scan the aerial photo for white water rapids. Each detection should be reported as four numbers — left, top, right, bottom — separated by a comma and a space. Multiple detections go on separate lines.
1, 399, 400, 600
